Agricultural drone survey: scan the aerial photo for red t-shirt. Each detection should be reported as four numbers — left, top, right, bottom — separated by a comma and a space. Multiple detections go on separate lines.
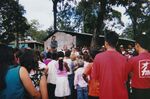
126, 52, 150, 89
92, 50, 128, 99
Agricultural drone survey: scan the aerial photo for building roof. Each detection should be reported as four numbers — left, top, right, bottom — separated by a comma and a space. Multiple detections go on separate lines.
19, 40, 43, 45
44, 30, 135, 42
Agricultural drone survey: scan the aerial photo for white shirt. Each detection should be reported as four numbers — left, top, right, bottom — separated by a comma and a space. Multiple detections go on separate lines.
64, 58, 73, 75
47, 60, 57, 84
74, 67, 88, 89
84, 61, 89, 69
38, 61, 47, 69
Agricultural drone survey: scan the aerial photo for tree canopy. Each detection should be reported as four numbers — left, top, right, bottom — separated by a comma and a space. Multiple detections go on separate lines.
55, 0, 150, 49
0, 0, 29, 45
26, 20, 48, 42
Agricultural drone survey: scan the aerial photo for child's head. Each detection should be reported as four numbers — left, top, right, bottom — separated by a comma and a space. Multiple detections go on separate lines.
76, 59, 84, 67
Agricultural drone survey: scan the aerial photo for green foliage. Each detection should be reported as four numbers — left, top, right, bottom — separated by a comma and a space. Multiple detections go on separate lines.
27, 20, 48, 42
75, 1, 99, 33
121, 25, 134, 39
56, 0, 76, 31
0, 0, 29, 44
54, 0, 150, 48
74, 0, 125, 34
124, 0, 150, 37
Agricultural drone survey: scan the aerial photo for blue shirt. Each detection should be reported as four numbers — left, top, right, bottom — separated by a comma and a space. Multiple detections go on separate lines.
0, 66, 25, 99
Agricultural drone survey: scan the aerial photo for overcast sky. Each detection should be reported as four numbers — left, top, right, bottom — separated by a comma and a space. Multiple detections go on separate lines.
19, 0, 130, 33
19, 0, 53, 30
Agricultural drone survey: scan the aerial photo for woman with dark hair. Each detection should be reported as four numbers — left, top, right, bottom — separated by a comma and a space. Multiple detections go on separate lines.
55, 51, 70, 99
19, 49, 48, 99
35, 50, 48, 74
0, 44, 40, 99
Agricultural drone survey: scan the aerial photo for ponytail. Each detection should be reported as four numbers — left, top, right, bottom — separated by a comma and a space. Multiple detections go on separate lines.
58, 59, 63, 71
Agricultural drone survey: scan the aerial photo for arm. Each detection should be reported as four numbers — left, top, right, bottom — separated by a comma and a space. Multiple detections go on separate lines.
39, 75, 48, 99
83, 63, 92, 83
91, 56, 99, 80
20, 67, 41, 99
74, 70, 78, 89
64, 62, 70, 72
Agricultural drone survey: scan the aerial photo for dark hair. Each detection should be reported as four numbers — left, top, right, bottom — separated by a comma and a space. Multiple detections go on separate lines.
19, 49, 39, 72
35, 50, 43, 62
0, 44, 15, 90
105, 31, 119, 48
58, 59, 63, 71
46, 52, 52, 59
65, 50, 71, 57
83, 54, 92, 62
135, 34, 150, 51
90, 49, 100, 59
51, 52, 58, 60
57, 51, 64, 58
57, 51, 64, 71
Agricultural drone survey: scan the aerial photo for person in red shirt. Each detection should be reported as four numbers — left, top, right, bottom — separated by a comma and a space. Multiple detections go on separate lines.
126, 33, 150, 99
83, 49, 100, 99
92, 31, 128, 99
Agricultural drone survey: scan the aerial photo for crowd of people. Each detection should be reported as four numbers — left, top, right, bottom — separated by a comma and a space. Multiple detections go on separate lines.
0, 31, 150, 99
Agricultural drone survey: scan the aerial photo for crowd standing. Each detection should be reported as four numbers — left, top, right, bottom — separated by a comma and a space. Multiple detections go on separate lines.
0, 31, 150, 99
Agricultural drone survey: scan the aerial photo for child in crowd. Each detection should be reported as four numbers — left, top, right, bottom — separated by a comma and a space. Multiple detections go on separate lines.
74, 59, 88, 99
55, 51, 70, 99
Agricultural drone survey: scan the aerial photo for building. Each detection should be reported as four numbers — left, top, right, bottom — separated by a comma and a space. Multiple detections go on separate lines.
9, 40, 44, 50
43, 30, 135, 51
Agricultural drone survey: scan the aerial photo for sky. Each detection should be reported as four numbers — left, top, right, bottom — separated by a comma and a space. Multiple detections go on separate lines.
19, 0, 130, 33
19, 0, 54, 30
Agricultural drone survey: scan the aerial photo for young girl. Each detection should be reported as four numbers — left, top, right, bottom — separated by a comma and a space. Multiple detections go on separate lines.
55, 51, 70, 99
74, 59, 88, 99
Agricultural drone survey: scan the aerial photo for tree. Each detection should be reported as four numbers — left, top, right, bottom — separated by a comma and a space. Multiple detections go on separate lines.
26, 20, 48, 42
0, 0, 29, 46
75, 0, 124, 49
51, 0, 149, 49
124, 0, 150, 38
75, 0, 149, 49
50, 0, 60, 31
121, 25, 134, 39
50, 0, 77, 31
57, 0, 76, 31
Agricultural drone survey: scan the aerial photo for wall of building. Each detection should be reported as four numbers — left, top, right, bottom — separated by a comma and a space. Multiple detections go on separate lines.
44, 32, 76, 51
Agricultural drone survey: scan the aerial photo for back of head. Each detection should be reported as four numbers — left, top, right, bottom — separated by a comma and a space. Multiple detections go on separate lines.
57, 51, 64, 58
51, 52, 58, 60
0, 44, 14, 66
135, 33, 150, 51
0, 44, 14, 90
19, 49, 38, 72
57, 51, 64, 71
90, 49, 100, 59
105, 31, 119, 48
46, 52, 52, 59
35, 50, 42, 62
83, 54, 91, 62
76, 59, 84, 67
65, 50, 71, 57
